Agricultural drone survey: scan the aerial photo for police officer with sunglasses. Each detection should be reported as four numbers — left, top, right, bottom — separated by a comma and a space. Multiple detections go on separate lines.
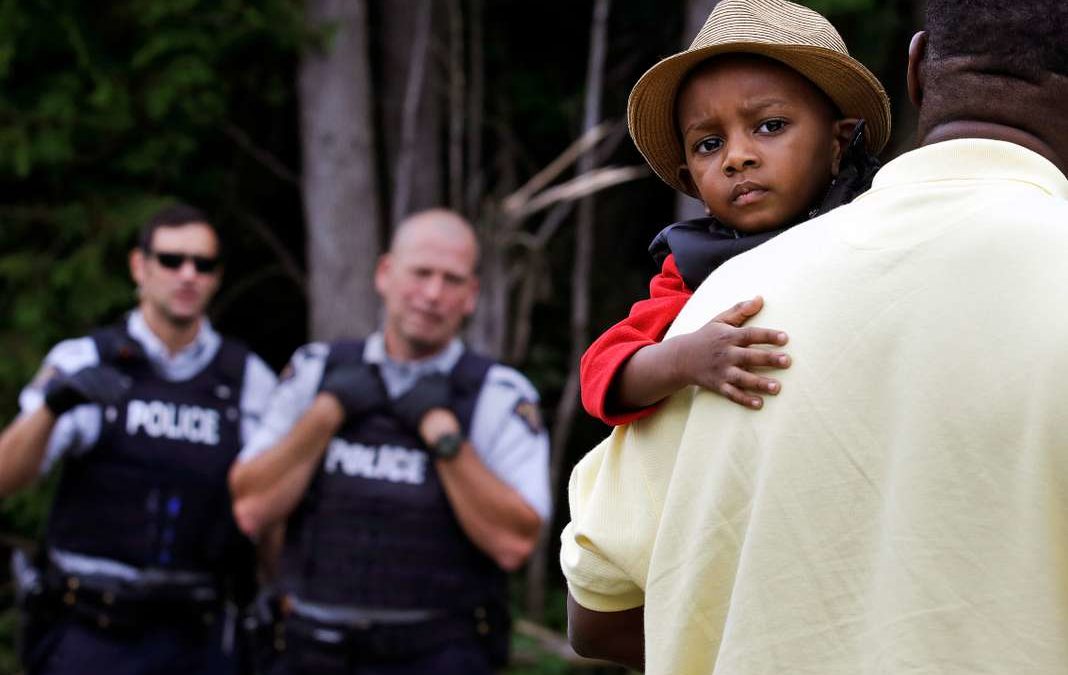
0, 204, 278, 674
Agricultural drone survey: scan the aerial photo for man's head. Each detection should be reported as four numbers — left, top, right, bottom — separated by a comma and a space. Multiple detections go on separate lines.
909, 0, 1068, 172
627, 0, 890, 205
375, 209, 480, 361
676, 54, 856, 233
129, 203, 222, 328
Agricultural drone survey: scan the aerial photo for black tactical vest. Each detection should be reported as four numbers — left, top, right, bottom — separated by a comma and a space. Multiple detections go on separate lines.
45, 325, 252, 577
279, 340, 510, 657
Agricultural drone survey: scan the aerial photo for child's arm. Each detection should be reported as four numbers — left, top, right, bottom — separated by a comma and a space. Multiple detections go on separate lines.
614, 295, 790, 411
580, 256, 694, 426
581, 256, 792, 424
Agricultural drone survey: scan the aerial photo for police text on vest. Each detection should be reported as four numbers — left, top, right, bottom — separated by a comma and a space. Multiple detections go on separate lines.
125, 399, 221, 445
324, 439, 427, 485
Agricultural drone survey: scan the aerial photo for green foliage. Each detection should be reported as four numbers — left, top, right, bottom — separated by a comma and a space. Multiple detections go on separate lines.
0, 0, 305, 418
506, 637, 575, 675
0, 1, 306, 665
0, 606, 18, 675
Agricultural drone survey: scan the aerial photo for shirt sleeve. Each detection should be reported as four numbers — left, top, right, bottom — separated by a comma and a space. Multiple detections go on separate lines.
559, 428, 651, 612
237, 343, 326, 463
468, 364, 552, 522
580, 254, 693, 426
560, 389, 693, 612
18, 337, 102, 474
239, 353, 279, 445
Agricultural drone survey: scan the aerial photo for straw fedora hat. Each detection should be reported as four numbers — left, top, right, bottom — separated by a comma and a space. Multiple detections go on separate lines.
628, 0, 891, 197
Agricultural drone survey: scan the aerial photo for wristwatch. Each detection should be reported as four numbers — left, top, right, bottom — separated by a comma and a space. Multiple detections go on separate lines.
430, 432, 464, 461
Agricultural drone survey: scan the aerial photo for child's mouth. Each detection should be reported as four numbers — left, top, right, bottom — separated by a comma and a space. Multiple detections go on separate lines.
731, 183, 768, 206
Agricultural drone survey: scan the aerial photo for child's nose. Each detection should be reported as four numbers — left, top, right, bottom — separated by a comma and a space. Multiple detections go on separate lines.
722, 143, 759, 175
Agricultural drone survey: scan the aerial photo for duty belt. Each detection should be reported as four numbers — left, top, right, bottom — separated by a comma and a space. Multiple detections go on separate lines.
286, 595, 442, 628
41, 549, 224, 633
278, 595, 495, 664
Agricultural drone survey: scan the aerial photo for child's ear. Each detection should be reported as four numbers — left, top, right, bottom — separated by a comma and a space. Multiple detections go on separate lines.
677, 165, 700, 198
830, 118, 860, 176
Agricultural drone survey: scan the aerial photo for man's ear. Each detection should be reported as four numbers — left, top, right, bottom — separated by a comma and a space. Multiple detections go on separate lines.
830, 118, 860, 175
130, 248, 145, 286
907, 31, 928, 109
463, 276, 480, 318
373, 253, 392, 295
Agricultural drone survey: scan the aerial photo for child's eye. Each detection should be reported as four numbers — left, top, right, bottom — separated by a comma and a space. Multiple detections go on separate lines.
694, 137, 723, 154
757, 119, 788, 134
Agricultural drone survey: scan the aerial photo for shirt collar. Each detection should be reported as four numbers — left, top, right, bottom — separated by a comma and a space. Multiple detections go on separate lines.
363, 331, 464, 375
126, 309, 219, 367
868, 139, 1068, 199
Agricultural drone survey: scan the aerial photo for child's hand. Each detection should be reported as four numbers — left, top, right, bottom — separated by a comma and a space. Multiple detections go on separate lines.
674, 296, 790, 409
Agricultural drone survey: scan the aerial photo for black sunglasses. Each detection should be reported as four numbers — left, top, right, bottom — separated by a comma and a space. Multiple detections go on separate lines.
148, 250, 221, 274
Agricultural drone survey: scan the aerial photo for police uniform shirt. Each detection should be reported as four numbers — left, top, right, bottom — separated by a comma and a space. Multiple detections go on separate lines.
18, 310, 278, 476
238, 333, 552, 523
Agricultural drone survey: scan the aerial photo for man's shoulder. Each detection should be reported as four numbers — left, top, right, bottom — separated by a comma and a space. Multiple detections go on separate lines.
323, 338, 368, 367
43, 335, 100, 373
1010, 189, 1068, 227
455, 344, 533, 387
480, 362, 542, 405
278, 342, 330, 381
21, 335, 100, 406
668, 215, 840, 339
292, 341, 332, 362
238, 350, 277, 395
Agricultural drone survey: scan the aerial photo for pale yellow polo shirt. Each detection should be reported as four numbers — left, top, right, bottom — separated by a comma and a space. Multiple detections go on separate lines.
562, 139, 1068, 674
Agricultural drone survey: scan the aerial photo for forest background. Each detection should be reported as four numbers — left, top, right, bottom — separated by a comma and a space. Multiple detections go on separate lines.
0, 0, 925, 672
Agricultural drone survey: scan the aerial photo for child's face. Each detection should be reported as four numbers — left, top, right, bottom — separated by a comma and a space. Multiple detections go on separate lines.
676, 55, 854, 233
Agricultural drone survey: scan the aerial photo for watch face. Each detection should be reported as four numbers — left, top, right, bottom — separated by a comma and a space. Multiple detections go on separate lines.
433, 432, 463, 460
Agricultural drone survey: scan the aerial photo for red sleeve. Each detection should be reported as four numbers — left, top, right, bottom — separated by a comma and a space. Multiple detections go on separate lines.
580, 254, 693, 426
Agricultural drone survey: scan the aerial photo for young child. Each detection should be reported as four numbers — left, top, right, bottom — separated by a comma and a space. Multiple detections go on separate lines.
581, 0, 891, 424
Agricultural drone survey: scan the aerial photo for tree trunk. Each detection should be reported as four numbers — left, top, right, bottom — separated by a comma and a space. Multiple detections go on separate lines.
464, 0, 485, 222
300, 0, 383, 341
446, 0, 466, 212
466, 92, 518, 360
526, 0, 612, 621
675, 0, 721, 222
467, 206, 510, 360
378, 0, 441, 227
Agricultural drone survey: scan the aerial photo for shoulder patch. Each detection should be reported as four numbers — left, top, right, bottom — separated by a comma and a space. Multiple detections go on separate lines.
513, 399, 544, 435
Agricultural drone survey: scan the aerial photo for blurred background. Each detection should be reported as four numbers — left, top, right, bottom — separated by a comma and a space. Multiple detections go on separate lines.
0, 0, 925, 672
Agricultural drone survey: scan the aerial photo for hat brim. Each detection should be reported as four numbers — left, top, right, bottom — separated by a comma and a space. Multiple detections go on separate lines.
628, 43, 891, 197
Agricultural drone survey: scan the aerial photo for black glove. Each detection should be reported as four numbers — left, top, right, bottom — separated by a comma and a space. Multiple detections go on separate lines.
391, 372, 452, 433
43, 365, 130, 415
318, 362, 388, 422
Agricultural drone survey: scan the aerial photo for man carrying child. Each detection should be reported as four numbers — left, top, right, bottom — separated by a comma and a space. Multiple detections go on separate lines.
563, 0, 1068, 672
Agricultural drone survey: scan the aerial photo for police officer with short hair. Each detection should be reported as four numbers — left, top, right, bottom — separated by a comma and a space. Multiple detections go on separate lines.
230, 208, 551, 675
0, 204, 278, 674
